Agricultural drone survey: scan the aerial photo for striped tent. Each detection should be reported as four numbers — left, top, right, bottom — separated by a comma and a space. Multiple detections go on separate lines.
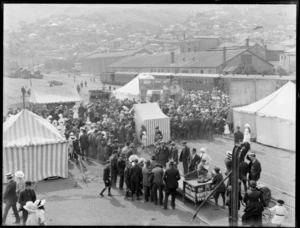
3, 109, 68, 183
133, 102, 170, 146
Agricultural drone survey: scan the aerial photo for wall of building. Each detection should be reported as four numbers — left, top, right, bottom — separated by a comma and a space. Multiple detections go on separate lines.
228, 79, 277, 107
180, 38, 219, 53
266, 50, 284, 62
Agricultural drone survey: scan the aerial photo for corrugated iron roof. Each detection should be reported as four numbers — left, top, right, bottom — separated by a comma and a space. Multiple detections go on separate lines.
108, 49, 247, 68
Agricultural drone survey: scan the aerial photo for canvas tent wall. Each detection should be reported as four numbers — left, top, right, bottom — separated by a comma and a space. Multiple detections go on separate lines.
29, 86, 82, 104
233, 81, 291, 139
3, 109, 68, 183
233, 81, 295, 151
256, 81, 295, 151
133, 102, 170, 146
111, 73, 155, 100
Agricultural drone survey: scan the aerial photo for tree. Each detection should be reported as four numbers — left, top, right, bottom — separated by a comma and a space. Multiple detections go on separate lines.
234, 64, 258, 75
275, 66, 289, 76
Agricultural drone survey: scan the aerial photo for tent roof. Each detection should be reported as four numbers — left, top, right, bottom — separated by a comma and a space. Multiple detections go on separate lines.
112, 73, 155, 98
29, 86, 83, 104
133, 102, 169, 120
234, 81, 295, 121
3, 109, 66, 147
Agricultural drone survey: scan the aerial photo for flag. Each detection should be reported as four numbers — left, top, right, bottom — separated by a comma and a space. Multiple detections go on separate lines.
253, 26, 263, 30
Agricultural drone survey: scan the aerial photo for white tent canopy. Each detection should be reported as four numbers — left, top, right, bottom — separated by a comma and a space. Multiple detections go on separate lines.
3, 109, 68, 182
233, 81, 295, 151
29, 86, 83, 104
133, 102, 170, 146
111, 73, 155, 100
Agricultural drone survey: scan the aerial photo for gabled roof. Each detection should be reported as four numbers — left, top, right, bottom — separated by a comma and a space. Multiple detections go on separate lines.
85, 50, 140, 59
108, 49, 247, 68
3, 109, 66, 147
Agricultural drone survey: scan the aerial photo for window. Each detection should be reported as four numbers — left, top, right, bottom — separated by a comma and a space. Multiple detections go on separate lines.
191, 69, 195, 73
200, 70, 203, 74
182, 70, 189, 73
208, 69, 212, 73
241, 54, 252, 65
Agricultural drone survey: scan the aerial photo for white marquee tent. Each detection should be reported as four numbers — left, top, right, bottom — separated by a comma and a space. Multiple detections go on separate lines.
111, 73, 155, 100
233, 81, 295, 151
29, 86, 82, 104
3, 109, 68, 182
133, 102, 170, 146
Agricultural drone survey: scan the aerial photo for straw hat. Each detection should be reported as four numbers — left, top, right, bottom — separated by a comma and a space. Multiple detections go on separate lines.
24, 201, 37, 213
5, 173, 14, 179
199, 147, 207, 153
15, 171, 25, 178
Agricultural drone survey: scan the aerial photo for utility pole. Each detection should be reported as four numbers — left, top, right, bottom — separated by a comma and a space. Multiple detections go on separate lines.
230, 146, 240, 226
21, 86, 26, 109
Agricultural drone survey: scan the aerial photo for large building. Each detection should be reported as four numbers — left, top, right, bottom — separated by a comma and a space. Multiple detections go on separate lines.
81, 49, 152, 75
179, 36, 220, 53
107, 48, 274, 75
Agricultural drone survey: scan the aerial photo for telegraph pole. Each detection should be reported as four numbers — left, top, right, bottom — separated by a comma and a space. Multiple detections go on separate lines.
230, 146, 240, 226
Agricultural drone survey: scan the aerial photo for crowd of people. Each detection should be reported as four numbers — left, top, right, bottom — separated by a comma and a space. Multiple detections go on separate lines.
3, 86, 289, 227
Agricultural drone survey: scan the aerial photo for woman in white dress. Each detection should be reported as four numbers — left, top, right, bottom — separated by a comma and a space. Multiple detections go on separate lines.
35, 199, 47, 226
224, 121, 230, 141
73, 104, 79, 119
58, 114, 65, 137
243, 123, 251, 143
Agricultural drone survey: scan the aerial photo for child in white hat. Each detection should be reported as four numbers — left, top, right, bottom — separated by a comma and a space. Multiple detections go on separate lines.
24, 201, 39, 225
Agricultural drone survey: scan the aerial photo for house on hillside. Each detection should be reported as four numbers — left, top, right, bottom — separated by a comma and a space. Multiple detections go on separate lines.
81, 49, 152, 75
107, 48, 274, 75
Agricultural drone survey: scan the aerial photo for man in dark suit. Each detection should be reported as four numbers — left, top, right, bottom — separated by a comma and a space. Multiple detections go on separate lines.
2, 173, 20, 225
158, 141, 170, 169
188, 148, 201, 173
179, 141, 190, 175
169, 142, 179, 169
163, 161, 181, 210
247, 152, 262, 182
99, 160, 113, 197
130, 159, 143, 201
18, 181, 37, 225
117, 153, 126, 190
211, 167, 226, 209
151, 163, 164, 206
234, 126, 244, 145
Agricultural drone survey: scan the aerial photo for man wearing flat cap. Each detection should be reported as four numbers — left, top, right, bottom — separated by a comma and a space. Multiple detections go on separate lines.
163, 161, 181, 210
179, 141, 190, 175
2, 173, 20, 225
247, 151, 262, 182
18, 181, 37, 225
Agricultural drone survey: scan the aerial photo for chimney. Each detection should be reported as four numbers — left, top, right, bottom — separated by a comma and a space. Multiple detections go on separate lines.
171, 52, 175, 64
246, 38, 249, 48
223, 47, 226, 64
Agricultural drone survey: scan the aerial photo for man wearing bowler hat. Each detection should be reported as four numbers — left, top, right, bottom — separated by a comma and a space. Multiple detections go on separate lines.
2, 173, 20, 225
18, 181, 37, 225
162, 161, 181, 210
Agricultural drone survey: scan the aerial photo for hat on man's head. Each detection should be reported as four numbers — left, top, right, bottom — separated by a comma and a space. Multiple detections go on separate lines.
236, 126, 240, 130
247, 150, 256, 157
25, 181, 32, 186
145, 160, 151, 165
214, 167, 220, 172
113, 139, 119, 143
170, 141, 175, 146
5, 173, 13, 179
169, 160, 175, 165
129, 143, 135, 148
182, 141, 187, 145
15, 171, 25, 178
277, 199, 285, 205
155, 126, 159, 129
151, 155, 156, 160
192, 148, 197, 152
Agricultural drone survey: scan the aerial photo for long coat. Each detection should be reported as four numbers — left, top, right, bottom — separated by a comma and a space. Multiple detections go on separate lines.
3, 180, 18, 205
163, 167, 181, 189
142, 166, 152, 187
158, 146, 170, 168
130, 164, 143, 184
179, 146, 190, 175
169, 146, 179, 166
18, 189, 37, 210
211, 173, 226, 193
248, 159, 262, 181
